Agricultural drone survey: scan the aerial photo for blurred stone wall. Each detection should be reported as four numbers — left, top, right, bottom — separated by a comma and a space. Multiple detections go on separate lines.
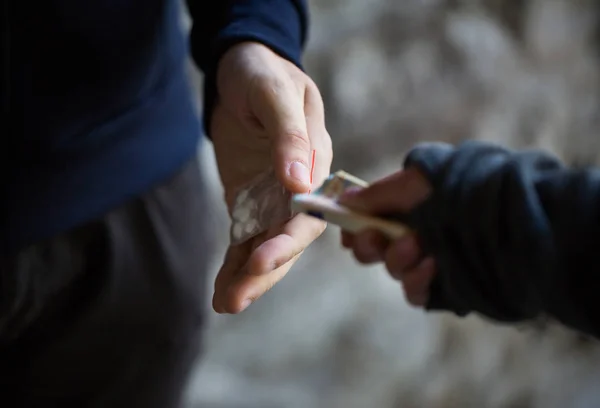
306, 0, 600, 173
182, 1, 600, 407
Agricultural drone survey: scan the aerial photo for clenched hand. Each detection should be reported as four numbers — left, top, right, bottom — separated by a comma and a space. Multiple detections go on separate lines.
340, 168, 436, 307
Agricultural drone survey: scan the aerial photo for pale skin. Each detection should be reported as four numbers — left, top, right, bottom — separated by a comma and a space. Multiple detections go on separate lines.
210, 42, 332, 314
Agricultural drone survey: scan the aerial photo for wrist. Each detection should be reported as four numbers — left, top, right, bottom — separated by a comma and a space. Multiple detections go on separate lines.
216, 41, 265, 89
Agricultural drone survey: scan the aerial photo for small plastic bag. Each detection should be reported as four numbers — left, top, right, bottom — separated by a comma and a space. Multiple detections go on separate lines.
229, 168, 294, 245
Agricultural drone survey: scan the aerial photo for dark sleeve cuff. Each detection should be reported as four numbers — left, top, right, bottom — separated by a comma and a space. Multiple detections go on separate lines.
403, 142, 455, 185
402, 140, 562, 323
187, 0, 309, 138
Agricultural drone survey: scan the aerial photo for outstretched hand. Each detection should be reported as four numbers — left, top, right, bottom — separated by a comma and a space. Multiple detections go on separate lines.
210, 42, 332, 313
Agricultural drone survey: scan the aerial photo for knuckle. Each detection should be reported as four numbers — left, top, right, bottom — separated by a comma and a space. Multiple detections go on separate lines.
248, 251, 271, 275
283, 128, 311, 150
271, 256, 288, 272
251, 74, 288, 104
304, 76, 321, 97
294, 76, 308, 95
257, 75, 292, 100
267, 77, 288, 95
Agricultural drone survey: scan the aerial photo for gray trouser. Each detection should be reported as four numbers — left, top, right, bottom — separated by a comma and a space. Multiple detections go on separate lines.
0, 157, 213, 407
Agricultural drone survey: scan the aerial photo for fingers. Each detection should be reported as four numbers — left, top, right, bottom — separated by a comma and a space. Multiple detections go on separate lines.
252, 75, 312, 193
343, 231, 436, 308
383, 236, 421, 279
246, 214, 325, 276
214, 214, 326, 314
339, 167, 432, 215
223, 253, 302, 314
349, 229, 389, 264
383, 236, 432, 306
212, 244, 251, 314
338, 164, 436, 307
398, 257, 436, 307
341, 231, 354, 248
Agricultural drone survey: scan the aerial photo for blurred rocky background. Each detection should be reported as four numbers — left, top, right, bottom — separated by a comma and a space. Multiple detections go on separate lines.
182, 0, 600, 407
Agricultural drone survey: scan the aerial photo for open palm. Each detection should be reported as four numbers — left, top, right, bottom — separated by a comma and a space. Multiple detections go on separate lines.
209, 42, 332, 314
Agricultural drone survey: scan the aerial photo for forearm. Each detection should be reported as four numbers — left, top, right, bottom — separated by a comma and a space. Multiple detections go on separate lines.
405, 141, 600, 337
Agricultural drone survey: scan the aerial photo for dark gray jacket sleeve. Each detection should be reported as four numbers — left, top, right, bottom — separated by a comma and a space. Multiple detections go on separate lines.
403, 140, 600, 337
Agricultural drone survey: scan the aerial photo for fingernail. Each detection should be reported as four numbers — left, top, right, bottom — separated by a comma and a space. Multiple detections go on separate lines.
240, 298, 252, 311
288, 161, 311, 187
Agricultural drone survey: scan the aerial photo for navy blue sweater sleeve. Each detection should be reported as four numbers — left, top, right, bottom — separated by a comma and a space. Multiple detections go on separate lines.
403, 140, 600, 338
185, 0, 309, 136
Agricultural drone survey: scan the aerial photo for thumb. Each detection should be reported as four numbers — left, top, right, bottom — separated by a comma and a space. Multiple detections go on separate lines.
339, 168, 432, 215
252, 78, 312, 193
